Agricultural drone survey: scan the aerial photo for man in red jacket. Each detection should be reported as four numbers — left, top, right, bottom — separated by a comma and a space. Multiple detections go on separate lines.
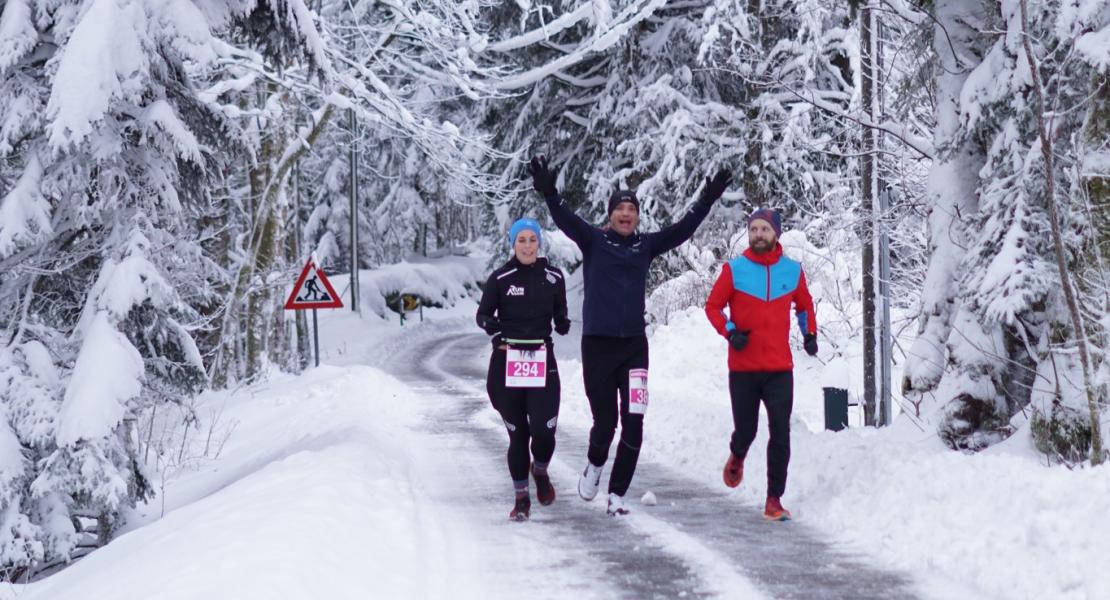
704, 209, 818, 521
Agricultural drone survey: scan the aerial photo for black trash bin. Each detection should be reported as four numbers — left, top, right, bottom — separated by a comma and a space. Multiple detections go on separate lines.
823, 387, 849, 432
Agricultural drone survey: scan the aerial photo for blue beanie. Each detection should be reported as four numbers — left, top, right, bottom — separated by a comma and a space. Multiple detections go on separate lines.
508, 218, 543, 248
748, 208, 782, 237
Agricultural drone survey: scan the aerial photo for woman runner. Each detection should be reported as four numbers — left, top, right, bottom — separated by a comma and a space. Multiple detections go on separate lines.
476, 218, 571, 521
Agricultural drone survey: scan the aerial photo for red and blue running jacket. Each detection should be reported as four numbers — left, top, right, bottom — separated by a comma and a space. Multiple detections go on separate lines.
704, 244, 817, 372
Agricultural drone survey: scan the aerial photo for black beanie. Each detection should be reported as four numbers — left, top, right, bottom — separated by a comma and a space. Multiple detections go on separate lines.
608, 190, 640, 215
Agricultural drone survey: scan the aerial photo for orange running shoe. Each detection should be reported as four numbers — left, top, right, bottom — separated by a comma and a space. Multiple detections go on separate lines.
723, 453, 744, 488
763, 496, 792, 521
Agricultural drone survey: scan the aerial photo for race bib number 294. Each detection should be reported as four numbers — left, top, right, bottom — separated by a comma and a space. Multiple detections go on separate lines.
629, 368, 648, 415
506, 348, 547, 388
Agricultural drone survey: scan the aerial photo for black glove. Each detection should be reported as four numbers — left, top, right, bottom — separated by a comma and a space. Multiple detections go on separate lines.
555, 318, 571, 336
700, 168, 732, 204
527, 155, 558, 197
727, 329, 750, 351
804, 333, 818, 356
480, 317, 502, 336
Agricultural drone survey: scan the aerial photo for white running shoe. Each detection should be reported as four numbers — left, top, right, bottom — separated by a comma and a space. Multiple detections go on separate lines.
578, 461, 603, 501
606, 493, 629, 516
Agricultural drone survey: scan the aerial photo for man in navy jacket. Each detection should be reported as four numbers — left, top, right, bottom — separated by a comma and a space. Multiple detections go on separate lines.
528, 155, 731, 515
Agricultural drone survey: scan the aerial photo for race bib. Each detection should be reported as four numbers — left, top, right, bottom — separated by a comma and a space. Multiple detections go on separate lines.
506, 347, 547, 388
629, 368, 649, 415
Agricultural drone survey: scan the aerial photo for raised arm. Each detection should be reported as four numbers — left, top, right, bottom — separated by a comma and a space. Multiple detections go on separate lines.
528, 156, 594, 248
648, 199, 714, 257
648, 169, 732, 258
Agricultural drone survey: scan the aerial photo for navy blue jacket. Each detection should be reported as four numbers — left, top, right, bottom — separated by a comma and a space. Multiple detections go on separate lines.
544, 192, 713, 337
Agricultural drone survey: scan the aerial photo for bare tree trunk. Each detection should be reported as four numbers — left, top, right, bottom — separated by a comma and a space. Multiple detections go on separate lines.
1019, 0, 1103, 465
245, 99, 276, 379
288, 161, 309, 371
208, 171, 237, 388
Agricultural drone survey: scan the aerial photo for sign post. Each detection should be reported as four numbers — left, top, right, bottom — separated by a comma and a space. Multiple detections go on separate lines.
284, 258, 344, 367
398, 293, 422, 326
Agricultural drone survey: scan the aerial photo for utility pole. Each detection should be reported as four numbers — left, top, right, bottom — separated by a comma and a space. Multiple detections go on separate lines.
348, 107, 360, 313
879, 189, 893, 426
860, 1, 886, 426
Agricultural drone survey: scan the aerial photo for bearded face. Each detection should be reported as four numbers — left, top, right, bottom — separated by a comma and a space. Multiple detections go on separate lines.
748, 219, 777, 253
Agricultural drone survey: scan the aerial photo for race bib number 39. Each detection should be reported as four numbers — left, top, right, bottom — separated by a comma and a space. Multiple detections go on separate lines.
506, 348, 547, 388
629, 368, 649, 415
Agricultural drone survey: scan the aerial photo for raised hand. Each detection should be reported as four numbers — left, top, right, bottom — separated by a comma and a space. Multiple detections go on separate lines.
527, 155, 558, 197
701, 168, 733, 204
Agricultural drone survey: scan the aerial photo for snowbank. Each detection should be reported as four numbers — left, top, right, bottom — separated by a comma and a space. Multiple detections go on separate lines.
13, 366, 489, 600
326, 253, 487, 319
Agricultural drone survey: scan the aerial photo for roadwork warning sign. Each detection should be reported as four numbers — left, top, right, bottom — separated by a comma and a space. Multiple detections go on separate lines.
284, 259, 344, 310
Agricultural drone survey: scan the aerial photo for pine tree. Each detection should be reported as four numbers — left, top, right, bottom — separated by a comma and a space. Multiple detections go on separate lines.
902, 0, 1108, 458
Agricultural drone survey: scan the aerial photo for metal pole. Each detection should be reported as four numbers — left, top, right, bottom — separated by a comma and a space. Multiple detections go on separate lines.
312, 309, 320, 367
879, 189, 893, 426
860, 3, 878, 426
875, 12, 892, 427
348, 107, 360, 313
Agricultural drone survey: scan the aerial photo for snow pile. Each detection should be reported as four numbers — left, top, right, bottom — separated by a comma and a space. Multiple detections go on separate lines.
793, 429, 1110, 600
327, 254, 488, 319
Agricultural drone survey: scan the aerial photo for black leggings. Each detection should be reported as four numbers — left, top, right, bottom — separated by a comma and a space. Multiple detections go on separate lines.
581, 335, 648, 497
728, 371, 793, 498
486, 347, 561, 483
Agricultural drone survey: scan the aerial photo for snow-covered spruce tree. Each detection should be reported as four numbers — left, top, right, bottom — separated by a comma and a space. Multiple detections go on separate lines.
0, 339, 62, 581
0, 0, 325, 576
902, 0, 1108, 458
300, 107, 483, 270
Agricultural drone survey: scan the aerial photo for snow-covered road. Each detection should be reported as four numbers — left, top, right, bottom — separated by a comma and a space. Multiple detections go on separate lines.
386, 329, 921, 599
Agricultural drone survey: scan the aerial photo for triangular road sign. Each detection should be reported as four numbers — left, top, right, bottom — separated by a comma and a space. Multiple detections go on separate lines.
285, 259, 344, 310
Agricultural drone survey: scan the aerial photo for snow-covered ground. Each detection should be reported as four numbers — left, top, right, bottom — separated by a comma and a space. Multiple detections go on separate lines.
7, 254, 1108, 599
9, 362, 501, 599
